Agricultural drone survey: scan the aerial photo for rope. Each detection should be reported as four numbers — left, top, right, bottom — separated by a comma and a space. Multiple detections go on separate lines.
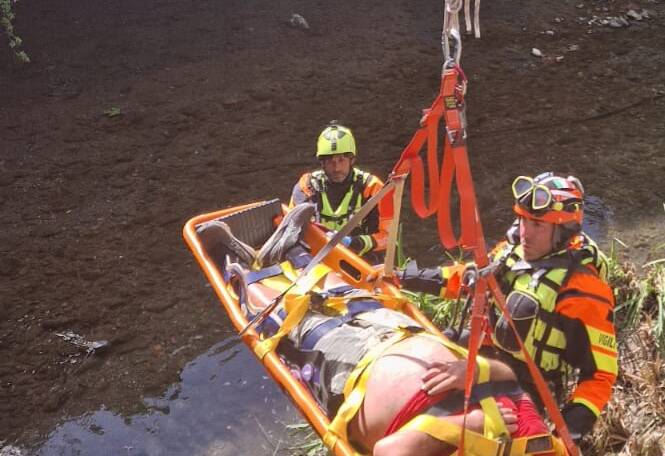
442, 0, 481, 64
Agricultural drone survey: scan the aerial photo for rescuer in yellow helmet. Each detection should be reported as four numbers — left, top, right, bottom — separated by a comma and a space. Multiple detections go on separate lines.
289, 122, 392, 262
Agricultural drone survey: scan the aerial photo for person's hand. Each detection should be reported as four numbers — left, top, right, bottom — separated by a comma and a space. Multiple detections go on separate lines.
324, 231, 351, 247
366, 264, 386, 283
499, 404, 518, 434
421, 359, 470, 395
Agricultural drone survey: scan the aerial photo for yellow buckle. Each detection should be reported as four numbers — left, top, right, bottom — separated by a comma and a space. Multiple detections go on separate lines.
524, 435, 554, 454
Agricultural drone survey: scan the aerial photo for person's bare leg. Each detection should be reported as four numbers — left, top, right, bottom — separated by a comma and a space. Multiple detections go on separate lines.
247, 282, 282, 309
321, 270, 350, 289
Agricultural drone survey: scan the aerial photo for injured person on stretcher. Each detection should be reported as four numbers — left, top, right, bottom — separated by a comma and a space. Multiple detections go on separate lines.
196, 203, 565, 456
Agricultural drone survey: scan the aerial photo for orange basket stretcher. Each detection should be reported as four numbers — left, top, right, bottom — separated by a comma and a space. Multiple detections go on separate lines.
182, 198, 447, 456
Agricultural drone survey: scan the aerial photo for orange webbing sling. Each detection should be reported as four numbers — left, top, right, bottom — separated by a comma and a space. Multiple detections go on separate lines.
388, 32, 579, 456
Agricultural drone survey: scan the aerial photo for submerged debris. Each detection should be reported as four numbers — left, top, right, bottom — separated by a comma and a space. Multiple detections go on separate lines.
55, 331, 109, 356
0, 444, 25, 456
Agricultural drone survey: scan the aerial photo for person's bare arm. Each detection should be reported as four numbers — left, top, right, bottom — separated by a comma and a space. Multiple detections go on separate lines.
421, 357, 516, 396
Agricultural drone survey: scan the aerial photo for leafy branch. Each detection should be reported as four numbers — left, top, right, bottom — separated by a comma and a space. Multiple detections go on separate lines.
1, 0, 29, 63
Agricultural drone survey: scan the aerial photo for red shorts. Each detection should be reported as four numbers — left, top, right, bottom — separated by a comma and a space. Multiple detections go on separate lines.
384, 389, 550, 448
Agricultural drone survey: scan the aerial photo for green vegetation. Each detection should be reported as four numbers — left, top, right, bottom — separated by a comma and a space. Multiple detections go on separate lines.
283, 423, 328, 456
587, 241, 665, 455
103, 107, 122, 118
0, 0, 29, 63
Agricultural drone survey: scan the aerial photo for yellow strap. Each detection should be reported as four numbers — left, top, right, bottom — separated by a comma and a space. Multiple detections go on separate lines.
480, 395, 508, 439
260, 274, 293, 294
280, 261, 332, 294
399, 414, 504, 456
323, 293, 408, 315
253, 294, 311, 359
402, 416, 562, 456
399, 332, 508, 439
324, 329, 412, 452
253, 263, 333, 359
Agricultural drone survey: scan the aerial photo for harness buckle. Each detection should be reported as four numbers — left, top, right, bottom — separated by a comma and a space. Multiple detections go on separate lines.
524, 434, 554, 453
495, 435, 512, 456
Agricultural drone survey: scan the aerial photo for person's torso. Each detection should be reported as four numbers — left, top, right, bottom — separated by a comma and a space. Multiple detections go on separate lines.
489, 236, 609, 377
307, 168, 373, 235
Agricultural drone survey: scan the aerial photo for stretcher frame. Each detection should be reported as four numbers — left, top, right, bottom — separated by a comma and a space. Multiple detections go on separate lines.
182, 198, 447, 456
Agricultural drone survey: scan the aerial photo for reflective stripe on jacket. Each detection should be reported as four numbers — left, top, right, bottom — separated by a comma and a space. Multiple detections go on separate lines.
289, 168, 392, 255
490, 235, 617, 418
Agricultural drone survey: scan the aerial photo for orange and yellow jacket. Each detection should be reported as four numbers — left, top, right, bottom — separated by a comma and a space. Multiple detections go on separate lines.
289, 167, 393, 257
399, 234, 617, 437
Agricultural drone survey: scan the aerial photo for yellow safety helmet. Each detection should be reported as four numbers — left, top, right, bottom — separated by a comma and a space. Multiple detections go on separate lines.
316, 123, 357, 158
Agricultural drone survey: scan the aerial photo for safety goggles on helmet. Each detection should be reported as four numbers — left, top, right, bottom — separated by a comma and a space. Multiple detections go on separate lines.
512, 176, 553, 211
512, 174, 584, 224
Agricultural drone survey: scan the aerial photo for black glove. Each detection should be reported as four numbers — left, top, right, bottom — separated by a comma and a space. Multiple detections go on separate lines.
561, 403, 597, 441
396, 260, 443, 296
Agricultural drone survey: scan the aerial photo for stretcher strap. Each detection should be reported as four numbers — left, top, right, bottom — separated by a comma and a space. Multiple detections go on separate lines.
323, 294, 407, 314
400, 415, 502, 455
253, 294, 311, 359
400, 416, 559, 456
324, 329, 412, 452
383, 175, 406, 277
253, 263, 332, 359
416, 331, 507, 439
280, 262, 331, 295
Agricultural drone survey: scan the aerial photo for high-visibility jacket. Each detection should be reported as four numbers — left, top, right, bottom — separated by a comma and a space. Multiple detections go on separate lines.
487, 235, 617, 436
289, 167, 392, 256
401, 233, 617, 437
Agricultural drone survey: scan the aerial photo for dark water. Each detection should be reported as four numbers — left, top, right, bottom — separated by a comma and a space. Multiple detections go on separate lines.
20, 197, 610, 456
33, 340, 299, 456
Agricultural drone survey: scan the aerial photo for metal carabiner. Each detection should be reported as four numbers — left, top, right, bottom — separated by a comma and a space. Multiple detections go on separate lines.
443, 28, 462, 68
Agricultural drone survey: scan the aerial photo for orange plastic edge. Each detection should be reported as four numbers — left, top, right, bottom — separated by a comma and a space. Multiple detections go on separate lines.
182, 201, 444, 455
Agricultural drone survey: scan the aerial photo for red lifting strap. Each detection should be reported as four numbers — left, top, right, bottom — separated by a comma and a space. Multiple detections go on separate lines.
392, 66, 483, 256
391, 64, 579, 456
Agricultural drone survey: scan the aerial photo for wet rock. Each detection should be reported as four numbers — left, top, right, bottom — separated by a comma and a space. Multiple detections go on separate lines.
608, 17, 630, 28
221, 96, 244, 108
626, 9, 643, 21
0, 444, 25, 456
289, 13, 310, 30
110, 331, 136, 346
76, 355, 105, 374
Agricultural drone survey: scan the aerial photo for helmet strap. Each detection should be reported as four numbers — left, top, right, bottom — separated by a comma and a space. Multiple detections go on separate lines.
552, 223, 581, 252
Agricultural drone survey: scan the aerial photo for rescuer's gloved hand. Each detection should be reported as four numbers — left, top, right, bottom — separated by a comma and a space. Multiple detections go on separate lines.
561, 403, 597, 442
395, 259, 444, 296
324, 230, 352, 247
